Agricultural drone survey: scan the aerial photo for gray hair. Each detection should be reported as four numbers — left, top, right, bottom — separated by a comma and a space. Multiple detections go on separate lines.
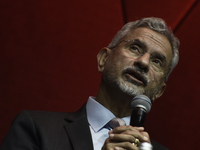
108, 17, 180, 82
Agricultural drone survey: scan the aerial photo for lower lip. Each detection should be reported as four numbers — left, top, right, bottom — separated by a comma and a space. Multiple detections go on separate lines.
125, 74, 144, 85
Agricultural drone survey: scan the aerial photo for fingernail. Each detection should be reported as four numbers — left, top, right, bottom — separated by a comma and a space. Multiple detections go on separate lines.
109, 134, 114, 138
114, 147, 120, 150
109, 130, 113, 134
137, 127, 144, 130
143, 136, 148, 140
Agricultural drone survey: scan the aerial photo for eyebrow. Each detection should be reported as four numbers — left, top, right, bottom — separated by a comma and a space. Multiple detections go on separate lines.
131, 39, 146, 49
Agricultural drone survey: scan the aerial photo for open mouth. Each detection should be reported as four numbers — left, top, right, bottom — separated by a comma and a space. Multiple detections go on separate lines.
124, 69, 148, 86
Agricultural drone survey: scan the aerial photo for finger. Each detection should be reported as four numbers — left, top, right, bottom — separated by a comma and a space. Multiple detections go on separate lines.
109, 133, 136, 143
114, 142, 139, 150
109, 127, 149, 142
103, 142, 139, 150
102, 136, 139, 150
109, 125, 144, 134
109, 132, 149, 145
141, 131, 151, 143
114, 146, 125, 150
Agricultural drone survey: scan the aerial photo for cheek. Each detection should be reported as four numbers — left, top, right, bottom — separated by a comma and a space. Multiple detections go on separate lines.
117, 55, 136, 66
149, 69, 156, 83
112, 49, 135, 65
148, 69, 164, 84
111, 55, 127, 68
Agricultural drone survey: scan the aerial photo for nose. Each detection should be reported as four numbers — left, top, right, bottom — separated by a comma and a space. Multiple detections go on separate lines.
133, 52, 150, 73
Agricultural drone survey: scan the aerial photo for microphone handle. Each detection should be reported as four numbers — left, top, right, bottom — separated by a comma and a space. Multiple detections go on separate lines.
130, 107, 147, 127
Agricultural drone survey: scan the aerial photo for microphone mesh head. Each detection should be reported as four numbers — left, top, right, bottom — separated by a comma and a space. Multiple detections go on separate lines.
131, 95, 152, 113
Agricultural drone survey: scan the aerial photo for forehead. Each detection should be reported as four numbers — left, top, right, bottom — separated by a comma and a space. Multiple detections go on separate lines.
125, 27, 172, 59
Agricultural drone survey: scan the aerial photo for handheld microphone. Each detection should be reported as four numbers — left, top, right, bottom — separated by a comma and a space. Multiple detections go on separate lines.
130, 95, 152, 127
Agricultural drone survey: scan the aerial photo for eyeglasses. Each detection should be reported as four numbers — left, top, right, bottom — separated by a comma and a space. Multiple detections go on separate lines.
110, 40, 169, 74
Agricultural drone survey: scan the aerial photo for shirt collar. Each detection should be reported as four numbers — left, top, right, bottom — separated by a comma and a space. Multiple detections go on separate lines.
86, 96, 130, 132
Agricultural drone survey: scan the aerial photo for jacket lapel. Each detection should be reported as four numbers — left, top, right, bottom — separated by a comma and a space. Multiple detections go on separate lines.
64, 104, 93, 150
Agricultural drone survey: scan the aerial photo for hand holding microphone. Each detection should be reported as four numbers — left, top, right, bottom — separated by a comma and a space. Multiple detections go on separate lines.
130, 95, 153, 150
102, 95, 152, 150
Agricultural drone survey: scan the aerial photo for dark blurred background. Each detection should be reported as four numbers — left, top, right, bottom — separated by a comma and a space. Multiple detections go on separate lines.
1, 0, 200, 149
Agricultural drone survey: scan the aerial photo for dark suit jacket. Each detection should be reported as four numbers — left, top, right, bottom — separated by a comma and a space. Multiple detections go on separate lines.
0, 104, 168, 150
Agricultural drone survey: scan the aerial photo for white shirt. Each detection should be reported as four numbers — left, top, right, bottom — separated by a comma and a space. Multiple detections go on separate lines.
86, 97, 130, 150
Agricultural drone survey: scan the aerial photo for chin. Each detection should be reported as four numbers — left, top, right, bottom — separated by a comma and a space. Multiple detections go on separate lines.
118, 80, 146, 97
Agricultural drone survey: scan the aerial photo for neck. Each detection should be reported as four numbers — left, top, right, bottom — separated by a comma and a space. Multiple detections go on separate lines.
95, 79, 133, 118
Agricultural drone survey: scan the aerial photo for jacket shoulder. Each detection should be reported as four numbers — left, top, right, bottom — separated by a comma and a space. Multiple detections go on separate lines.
0, 108, 87, 150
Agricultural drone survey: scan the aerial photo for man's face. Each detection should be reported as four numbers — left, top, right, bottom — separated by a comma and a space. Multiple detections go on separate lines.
101, 27, 172, 101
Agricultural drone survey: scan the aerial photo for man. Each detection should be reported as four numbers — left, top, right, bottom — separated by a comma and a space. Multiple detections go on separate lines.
0, 17, 179, 150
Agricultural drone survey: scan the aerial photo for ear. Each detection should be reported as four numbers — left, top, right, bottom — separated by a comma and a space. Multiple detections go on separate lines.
97, 47, 112, 73
151, 83, 166, 102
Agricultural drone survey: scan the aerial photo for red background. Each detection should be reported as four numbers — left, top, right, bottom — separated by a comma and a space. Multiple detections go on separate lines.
0, 0, 200, 149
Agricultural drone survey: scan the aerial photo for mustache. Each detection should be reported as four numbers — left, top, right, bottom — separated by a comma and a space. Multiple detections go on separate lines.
123, 66, 149, 86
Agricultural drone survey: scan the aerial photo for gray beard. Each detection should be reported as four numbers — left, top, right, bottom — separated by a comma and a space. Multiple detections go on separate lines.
102, 63, 161, 100
103, 68, 145, 97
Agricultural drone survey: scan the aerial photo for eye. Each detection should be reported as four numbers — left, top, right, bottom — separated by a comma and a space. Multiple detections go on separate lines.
152, 59, 162, 66
130, 45, 141, 54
